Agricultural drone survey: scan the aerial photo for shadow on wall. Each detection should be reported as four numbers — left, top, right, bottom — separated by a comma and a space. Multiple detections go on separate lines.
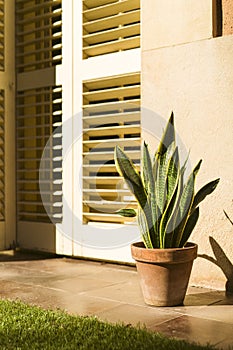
198, 212, 233, 295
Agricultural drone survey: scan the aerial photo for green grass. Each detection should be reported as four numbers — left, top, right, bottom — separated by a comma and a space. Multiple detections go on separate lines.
0, 299, 222, 350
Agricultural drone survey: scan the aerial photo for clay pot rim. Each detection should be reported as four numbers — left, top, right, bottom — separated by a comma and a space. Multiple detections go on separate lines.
131, 241, 198, 264
132, 241, 197, 251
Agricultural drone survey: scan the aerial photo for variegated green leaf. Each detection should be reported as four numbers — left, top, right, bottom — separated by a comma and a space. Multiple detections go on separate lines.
166, 147, 179, 201
179, 207, 199, 247
143, 142, 160, 247
156, 142, 175, 212
137, 207, 153, 248
114, 146, 148, 210
116, 209, 137, 217
159, 158, 180, 248
173, 160, 202, 246
191, 178, 220, 213
156, 111, 175, 157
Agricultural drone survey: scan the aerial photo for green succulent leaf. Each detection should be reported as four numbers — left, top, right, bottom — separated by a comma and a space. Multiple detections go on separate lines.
166, 147, 179, 201
173, 160, 202, 247
116, 209, 137, 217
137, 207, 153, 248
156, 111, 175, 157
114, 146, 148, 210
143, 142, 160, 247
156, 142, 175, 213
179, 207, 199, 248
191, 178, 220, 213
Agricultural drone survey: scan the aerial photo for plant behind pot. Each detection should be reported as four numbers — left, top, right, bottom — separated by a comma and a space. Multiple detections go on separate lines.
114, 113, 219, 306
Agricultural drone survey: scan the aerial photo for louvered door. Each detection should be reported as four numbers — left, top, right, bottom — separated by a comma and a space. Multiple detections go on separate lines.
0, 89, 4, 222
15, 0, 62, 252
0, 0, 16, 249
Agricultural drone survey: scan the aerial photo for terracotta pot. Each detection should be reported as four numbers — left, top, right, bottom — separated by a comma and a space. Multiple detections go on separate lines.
131, 242, 198, 307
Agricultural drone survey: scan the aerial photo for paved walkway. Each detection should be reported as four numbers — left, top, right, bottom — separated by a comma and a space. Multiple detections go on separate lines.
0, 250, 233, 349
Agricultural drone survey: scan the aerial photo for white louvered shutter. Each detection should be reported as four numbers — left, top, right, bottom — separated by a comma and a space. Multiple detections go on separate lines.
83, 0, 140, 58
15, 0, 63, 242
0, 0, 4, 71
0, 89, 4, 221
82, 73, 140, 224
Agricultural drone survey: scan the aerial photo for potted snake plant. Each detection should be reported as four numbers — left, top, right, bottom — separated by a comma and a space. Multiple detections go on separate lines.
114, 113, 219, 306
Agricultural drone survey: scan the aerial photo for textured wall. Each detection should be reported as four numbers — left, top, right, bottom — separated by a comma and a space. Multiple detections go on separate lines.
142, 32, 233, 290
222, 0, 233, 35
142, 0, 213, 51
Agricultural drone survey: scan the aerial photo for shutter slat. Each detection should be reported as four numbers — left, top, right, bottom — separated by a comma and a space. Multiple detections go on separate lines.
83, 0, 140, 22
83, 36, 140, 57
83, 150, 140, 161
83, 9, 140, 33
84, 72, 140, 89
84, 0, 118, 10
83, 98, 140, 114
83, 188, 132, 196
83, 124, 140, 136
83, 112, 140, 127
83, 23, 140, 45
84, 200, 137, 210
83, 212, 135, 223
83, 138, 140, 149
83, 84, 140, 102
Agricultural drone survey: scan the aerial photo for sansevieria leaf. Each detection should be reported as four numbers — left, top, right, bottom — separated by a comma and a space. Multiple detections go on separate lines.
179, 207, 199, 247
116, 209, 137, 217
138, 207, 153, 248
114, 146, 147, 210
114, 113, 219, 249
173, 160, 202, 247
156, 111, 175, 157
143, 142, 159, 247
191, 178, 220, 214
156, 142, 175, 213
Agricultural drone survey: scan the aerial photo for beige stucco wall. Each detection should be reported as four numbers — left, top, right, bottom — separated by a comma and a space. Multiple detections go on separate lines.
142, 0, 213, 51
142, 31, 233, 290
222, 0, 233, 35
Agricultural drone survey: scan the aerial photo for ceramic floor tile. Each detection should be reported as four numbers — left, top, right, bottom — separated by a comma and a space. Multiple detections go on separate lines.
172, 304, 233, 324
0, 279, 68, 310
84, 265, 137, 283
46, 276, 120, 294
0, 279, 122, 316
1, 258, 103, 276
95, 303, 179, 328
151, 314, 233, 347
83, 278, 146, 307
183, 290, 226, 306
51, 294, 123, 317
